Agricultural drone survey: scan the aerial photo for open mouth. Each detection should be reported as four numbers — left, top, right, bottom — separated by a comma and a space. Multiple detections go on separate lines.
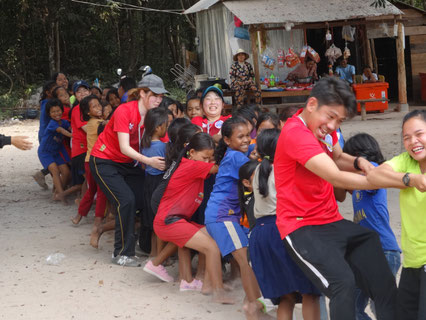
412, 146, 424, 154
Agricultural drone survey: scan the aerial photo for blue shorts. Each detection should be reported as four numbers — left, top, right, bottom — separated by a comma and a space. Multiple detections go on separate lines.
206, 221, 248, 257
38, 149, 69, 169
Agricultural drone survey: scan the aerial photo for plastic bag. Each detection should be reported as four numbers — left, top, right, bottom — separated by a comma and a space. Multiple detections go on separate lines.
261, 48, 276, 70
343, 45, 351, 59
299, 46, 308, 63
284, 48, 300, 68
325, 44, 342, 65
234, 26, 250, 40
307, 46, 320, 63
277, 49, 285, 68
342, 25, 356, 42
46, 253, 66, 266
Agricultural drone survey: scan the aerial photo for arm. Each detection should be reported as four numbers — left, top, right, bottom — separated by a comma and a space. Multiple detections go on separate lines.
209, 164, 219, 174
305, 152, 376, 190
11, 136, 33, 150
333, 142, 374, 173
367, 163, 426, 192
56, 127, 72, 138
81, 124, 88, 133
334, 187, 347, 202
117, 132, 165, 171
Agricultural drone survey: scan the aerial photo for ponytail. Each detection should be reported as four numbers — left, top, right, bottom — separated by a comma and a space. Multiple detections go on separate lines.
256, 128, 280, 197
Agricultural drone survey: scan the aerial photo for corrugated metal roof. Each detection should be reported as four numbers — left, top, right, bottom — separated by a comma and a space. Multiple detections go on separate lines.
185, 0, 403, 24
184, 0, 220, 14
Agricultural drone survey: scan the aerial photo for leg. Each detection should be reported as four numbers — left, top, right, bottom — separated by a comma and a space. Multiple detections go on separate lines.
354, 288, 372, 320
74, 163, 97, 224
277, 294, 296, 320
178, 247, 193, 282
301, 294, 320, 320
195, 253, 206, 280
397, 267, 420, 320
232, 84, 245, 109
249, 83, 262, 104
152, 242, 178, 266
47, 162, 66, 204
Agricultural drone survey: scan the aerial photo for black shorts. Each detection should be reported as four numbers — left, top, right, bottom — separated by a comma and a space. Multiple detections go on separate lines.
71, 153, 86, 186
397, 265, 426, 320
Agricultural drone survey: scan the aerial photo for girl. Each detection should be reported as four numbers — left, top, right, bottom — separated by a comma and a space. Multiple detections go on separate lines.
148, 133, 233, 303
367, 110, 426, 320
256, 112, 279, 135
72, 95, 113, 248
37, 99, 72, 204
106, 88, 121, 110
140, 107, 169, 256
165, 123, 201, 169
204, 116, 264, 318
237, 160, 258, 230
343, 133, 401, 320
90, 86, 102, 100
90, 77, 167, 267
52, 72, 69, 89
185, 94, 203, 120
191, 86, 231, 143
52, 86, 72, 123
160, 96, 184, 119
249, 129, 320, 320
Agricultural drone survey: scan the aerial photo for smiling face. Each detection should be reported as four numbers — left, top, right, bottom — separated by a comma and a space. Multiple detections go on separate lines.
403, 117, 426, 164
237, 53, 246, 63
88, 99, 103, 118
49, 105, 63, 121
108, 93, 121, 108
56, 87, 70, 106
186, 99, 203, 119
224, 124, 251, 153
189, 148, 214, 163
75, 86, 90, 102
304, 98, 346, 140
56, 73, 68, 89
202, 91, 223, 121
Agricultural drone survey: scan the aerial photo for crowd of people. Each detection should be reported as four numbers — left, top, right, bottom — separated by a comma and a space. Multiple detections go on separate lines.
1, 71, 425, 320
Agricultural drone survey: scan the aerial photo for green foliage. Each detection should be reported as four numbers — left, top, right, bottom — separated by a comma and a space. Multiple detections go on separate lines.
167, 86, 187, 103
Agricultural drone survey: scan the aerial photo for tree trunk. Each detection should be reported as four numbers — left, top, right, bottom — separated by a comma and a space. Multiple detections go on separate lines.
55, 21, 60, 72
47, 21, 55, 75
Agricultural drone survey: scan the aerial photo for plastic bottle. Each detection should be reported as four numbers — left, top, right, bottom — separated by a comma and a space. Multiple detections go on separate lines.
270, 73, 276, 87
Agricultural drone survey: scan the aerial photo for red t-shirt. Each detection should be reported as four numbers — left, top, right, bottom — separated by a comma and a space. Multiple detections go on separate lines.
156, 158, 214, 222
70, 105, 87, 158
274, 110, 342, 239
62, 106, 70, 121
191, 115, 231, 136
92, 100, 144, 163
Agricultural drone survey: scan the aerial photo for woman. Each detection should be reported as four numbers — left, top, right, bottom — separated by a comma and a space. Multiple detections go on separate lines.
229, 48, 261, 109
90, 74, 167, 267
286, 58, 318, 82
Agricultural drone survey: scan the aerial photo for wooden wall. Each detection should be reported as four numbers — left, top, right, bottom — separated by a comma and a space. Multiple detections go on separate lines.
410, 34, 426, 101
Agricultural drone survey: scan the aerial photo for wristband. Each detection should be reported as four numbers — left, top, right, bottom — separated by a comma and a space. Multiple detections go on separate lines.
354, 156, 361, 171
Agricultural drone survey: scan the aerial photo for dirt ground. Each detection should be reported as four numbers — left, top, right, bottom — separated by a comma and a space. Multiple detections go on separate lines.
0, 106, 420, 319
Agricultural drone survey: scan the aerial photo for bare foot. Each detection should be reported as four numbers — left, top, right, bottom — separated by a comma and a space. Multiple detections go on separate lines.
32, 171, 48, 190
203, 283, 232, 295
54, 192, 68, 205
71, 214, 83, 225
212, 289, 236, 305
74, 197, 81, 206
243, 300, 264, 320
90, 225, 103, 249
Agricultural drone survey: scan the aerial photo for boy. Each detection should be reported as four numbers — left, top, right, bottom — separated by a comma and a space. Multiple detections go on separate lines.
274, 77, 397, 320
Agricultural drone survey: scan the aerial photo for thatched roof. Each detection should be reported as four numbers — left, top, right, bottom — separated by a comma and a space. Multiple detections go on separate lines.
184, 0, 403, 24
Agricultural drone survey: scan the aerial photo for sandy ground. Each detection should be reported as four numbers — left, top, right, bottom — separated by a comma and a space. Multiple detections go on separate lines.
0, 106, 421, 319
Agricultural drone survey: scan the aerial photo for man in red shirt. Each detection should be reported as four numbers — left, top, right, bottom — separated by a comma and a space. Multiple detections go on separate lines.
274, 77, 397, 320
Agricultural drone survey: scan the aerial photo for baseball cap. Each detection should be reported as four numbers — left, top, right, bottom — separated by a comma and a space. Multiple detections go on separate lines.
73, 80, 90, 93
201, 86, 224, 103
138, 74, 169, 95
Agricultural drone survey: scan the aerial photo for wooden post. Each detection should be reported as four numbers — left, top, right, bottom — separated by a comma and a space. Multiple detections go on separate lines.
250, 25, 261, 87
396, 19, 408, 112
370, 39, 378, 74
365, 28, 373, 69
361, 102, 367, 121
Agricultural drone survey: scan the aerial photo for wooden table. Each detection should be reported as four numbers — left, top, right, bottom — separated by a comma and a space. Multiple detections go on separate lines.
357, 98, 390, 120
260, 89, 311, 98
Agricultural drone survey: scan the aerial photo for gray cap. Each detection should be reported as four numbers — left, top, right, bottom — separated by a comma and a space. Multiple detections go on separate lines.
138, 74, 169, 95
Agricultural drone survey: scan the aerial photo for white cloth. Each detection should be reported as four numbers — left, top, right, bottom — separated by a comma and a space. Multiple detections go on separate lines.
362, 73, 378, 81
253, 165, 277, 219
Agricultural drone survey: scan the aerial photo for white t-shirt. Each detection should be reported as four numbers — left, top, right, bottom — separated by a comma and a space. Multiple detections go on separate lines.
253, 164, 277, 219
362, 73, 378, 81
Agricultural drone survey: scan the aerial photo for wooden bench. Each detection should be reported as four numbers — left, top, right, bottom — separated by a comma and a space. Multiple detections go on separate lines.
357, 98, 390, 120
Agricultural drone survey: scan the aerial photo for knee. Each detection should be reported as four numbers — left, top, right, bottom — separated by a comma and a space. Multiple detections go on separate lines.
332, 274, 356, 295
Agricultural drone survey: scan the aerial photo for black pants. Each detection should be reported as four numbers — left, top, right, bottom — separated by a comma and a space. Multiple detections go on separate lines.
283, 219, 397, 320
90, 156, 144, 257
397, 266, 426, 320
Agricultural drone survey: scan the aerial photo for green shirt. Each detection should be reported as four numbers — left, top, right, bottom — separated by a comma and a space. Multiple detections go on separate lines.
387, 152, 426, 268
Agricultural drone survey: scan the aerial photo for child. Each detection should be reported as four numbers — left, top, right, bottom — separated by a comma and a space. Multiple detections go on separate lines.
367, 110, 426, 320
343, 133, 401, 319
148, 133, 233, 303
160, 96, 184, 119
37, 99, 72, 204
256, 113, 279, 135
237, 160, 258, 230
362, 66, 378, 83
185, 94, 202, 120
141, 107, 169, 256
90, 86, 102, 100
191, 86, 231, 143
274, 77, 397, 320
106, 88, 121, 110
165, 123, 201, 169
278, 106, 300, 129
204, 116, 264, 318
72, 95, 112, 248
52, 86, 71, 120
249, 128, 321, 319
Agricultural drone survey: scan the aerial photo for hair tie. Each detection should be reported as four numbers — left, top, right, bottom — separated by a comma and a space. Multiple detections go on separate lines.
264, 155, 270, 160
186, 151, 190, 157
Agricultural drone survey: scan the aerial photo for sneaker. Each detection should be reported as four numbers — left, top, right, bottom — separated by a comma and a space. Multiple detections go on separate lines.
143, 260, 173, 282
33, 171, 48, 190
111, 254, 141, 267
179, 279, 202, 292
193, 279, 203, 291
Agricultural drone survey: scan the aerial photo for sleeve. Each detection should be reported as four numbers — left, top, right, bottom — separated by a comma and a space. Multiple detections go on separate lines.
362, 74, 368, 81
0, 134, 11, 148
350, 65, 356, 75
46, 119, 60, 133
283, 124, 324, 166
247, 63, 254, 78
62, 120, 71, 131
192, 160, 215, 179
113, 106, 131, 134
373, 73, 378, 80
72, 106, 86, 129
229, 63, 237, 84
230, 151, 249, 180
386, 153, 409, 173
191, 116, 204, 128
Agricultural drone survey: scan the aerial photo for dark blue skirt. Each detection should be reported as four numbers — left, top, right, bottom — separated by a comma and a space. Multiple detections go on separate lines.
249, 215, 321, 301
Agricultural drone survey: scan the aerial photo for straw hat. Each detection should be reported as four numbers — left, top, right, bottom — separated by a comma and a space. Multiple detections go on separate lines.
233, 48, 249, 61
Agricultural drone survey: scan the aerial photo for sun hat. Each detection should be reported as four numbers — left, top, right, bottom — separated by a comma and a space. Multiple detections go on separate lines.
73, 80, 90, 93
201, 86, 224, 103
138, 74, 169, 95
233, 48, 249, 61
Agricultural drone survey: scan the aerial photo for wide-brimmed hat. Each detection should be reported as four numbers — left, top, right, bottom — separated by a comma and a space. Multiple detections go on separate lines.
233, 48, 249, 61
138, 74, 169, 95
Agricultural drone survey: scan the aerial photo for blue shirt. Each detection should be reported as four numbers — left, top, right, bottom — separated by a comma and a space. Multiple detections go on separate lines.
38, 99, 50, 143
352, 162, 401, 252
336, 64, 355, 83
142, 140, 166, 175
39, 119, 71, 154
204, 149, 249, 224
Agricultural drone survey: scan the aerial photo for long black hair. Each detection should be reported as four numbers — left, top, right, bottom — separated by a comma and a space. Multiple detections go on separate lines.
233, 105, 257, 130
40, 80, 56, 102
165, 123, 201, 169
215, 116, 248, 164
402, 110, 426, 127
142, 108, 168, 149
256, 128, 280, 197
343, 133, 385, 165
80, 95, 101, 122
238, 160, 259, 228
256, 112, 279, 132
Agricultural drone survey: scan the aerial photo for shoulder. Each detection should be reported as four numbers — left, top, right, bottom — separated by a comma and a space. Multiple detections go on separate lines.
191, 116, 205, 126
386, 152, 414, 172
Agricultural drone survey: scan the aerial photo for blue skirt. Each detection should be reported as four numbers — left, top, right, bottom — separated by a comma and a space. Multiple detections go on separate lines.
249, 215, 321, 301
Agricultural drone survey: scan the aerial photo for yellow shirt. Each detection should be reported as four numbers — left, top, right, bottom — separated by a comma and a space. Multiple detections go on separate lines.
387, 152, 426, 268
85, 118, 103, 162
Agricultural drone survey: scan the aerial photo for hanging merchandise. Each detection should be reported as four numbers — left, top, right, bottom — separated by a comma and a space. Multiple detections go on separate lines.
342, 25, 356, 42
284, 48, 301, 68
261, 48, 276, 70
234, 26, 250, 40
325, 44, 342, 65
299, 46, 308, 63
343, 44, 351, 60
277, 49, 285, 68
307, 46, 320, 63
325, 30, 333, 41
